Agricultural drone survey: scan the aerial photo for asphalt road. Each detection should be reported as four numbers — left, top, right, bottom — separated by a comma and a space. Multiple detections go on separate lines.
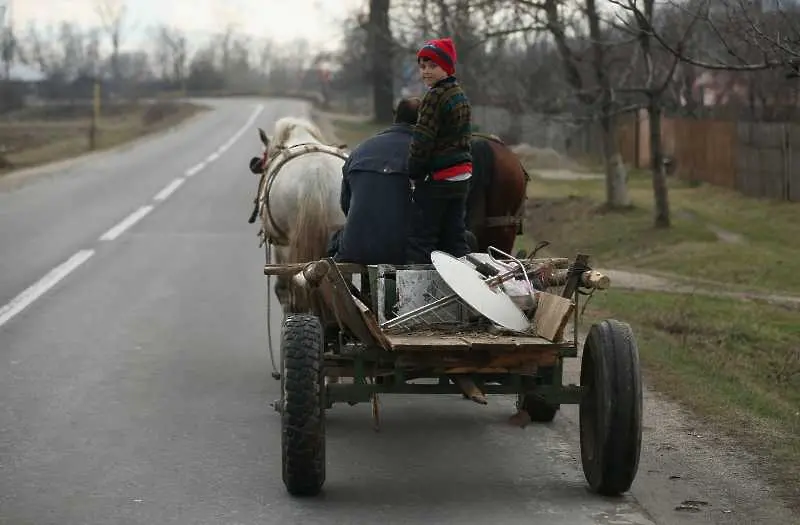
0, 98, 657, 525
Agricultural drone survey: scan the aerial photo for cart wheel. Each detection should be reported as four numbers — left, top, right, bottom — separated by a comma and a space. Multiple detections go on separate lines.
518, 367, 559, 423
280, 314, 326, 497
579, 319, 642, 496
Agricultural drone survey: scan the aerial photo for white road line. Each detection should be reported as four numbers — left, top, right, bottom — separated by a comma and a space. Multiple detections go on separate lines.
184, 103, 264, 177
230, 105, 264, 145
99, 205, 153, 241
243, 104, 264, 133
0, 250, 95, 329
185, 162, 205, 177
153, 178, 184, 201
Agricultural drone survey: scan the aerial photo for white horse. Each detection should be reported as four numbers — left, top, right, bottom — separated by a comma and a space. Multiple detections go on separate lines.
253, 116, 347, 313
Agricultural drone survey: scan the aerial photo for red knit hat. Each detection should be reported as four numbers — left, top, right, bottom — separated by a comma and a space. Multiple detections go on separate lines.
417, 38, 457, 76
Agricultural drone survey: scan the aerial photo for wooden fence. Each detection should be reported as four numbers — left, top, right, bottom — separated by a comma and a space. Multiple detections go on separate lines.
622, 110, 800, 202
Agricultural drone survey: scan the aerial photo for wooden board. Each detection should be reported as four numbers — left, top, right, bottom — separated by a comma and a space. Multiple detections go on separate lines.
319, 260, 390, 349
531, 292, 575, 342
385, 333, 571, 352
385, 335, 470, 351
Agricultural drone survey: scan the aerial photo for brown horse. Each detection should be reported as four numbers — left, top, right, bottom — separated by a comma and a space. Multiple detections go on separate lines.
466, 132, 531, 257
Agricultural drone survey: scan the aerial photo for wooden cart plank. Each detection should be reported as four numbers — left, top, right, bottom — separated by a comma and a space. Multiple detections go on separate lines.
386, 335, 470, 351
320, 261, 390, 350
385, 333, 571, 352
457, 334, 558, 349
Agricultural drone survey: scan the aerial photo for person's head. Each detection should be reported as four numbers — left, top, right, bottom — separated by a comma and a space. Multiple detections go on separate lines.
394, 97, 421, 125
416, 37, 456, 88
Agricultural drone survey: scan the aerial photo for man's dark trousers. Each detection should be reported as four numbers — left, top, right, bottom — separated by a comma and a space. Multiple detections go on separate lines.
406, 178, 471, 264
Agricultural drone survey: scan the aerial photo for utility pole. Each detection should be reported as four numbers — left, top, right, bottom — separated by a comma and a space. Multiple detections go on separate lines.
89, 64, 101, 150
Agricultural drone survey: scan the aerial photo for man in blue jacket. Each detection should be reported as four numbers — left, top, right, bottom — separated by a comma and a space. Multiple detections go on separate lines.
330, 99, 419, 265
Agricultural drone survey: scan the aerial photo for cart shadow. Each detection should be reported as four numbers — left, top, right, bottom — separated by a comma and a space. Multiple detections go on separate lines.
304, 477, 609, 508
304, 398, 627, 509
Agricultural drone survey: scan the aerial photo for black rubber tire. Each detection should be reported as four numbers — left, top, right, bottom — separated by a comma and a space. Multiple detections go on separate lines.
579, 319, 643, 496
520, 395, 559, 423
280, 314, 326, 497
518, 367, 560, 423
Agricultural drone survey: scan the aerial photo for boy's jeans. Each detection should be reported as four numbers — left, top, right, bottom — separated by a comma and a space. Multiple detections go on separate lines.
406, 178, 471, 264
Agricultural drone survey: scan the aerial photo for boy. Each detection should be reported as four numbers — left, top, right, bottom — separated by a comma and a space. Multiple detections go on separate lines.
406, 37, 473, 264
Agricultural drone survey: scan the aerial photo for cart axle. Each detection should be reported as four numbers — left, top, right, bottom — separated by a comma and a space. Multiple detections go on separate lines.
325, 382, 584, 405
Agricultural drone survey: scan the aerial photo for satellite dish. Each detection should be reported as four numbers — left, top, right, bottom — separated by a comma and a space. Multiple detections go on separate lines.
431, 251, 531, 333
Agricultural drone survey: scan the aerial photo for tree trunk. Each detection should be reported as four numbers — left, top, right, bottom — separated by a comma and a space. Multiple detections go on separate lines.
637, 0, 670, 227
369, 0, 394, 123
587, 0, 629, 209
648, 97, 670, 227
504, 101, 523, 144
600, 111, 630, 208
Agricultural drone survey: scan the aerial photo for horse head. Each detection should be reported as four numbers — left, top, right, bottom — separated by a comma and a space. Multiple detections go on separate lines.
249, 118, 327, 176
271, 117, 325, 148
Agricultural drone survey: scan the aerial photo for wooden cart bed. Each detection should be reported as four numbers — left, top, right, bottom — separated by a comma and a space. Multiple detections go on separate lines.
384, 333, 574, 352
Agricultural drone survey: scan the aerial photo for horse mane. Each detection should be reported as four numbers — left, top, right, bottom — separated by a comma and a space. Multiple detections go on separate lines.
272, 116, 326, 147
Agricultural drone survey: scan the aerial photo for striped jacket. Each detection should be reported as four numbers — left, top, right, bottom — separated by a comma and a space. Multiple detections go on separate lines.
408, 76, 473, 181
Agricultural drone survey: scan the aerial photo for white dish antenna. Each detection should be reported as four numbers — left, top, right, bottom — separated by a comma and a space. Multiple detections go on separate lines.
431, 250, 531, 333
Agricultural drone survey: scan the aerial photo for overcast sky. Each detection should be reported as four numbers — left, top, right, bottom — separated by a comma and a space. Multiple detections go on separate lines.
10, 0, 362, 52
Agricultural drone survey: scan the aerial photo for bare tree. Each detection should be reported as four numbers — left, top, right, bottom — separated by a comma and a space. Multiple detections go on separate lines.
523, 0, 633, 208
603, 0, 702, 227
95, 0, 127, 84
367, 0, 395, 123
617, 0, 796, 71
152, 26, 188, 89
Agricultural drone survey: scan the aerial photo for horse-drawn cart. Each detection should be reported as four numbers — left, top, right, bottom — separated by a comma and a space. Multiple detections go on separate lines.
262, 248, 643, 499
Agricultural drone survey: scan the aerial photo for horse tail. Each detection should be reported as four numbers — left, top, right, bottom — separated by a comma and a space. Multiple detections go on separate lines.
288, 178, 333, 265
286, 176, 338, 313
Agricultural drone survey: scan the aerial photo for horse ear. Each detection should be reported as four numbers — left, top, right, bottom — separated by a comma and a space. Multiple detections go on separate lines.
258, 128, 269, 147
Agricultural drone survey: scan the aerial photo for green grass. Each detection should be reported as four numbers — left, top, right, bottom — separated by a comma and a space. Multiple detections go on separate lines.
330, 118, 386, 149
521, 171, 800, 295
586, 289, 800, 504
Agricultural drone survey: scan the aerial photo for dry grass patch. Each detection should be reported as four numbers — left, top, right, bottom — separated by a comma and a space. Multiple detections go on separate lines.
0, 101, 205, 174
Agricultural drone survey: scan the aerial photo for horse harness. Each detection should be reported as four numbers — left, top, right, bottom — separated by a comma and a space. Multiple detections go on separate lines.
472, 132, 531, 234
251, 142, 349, 247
